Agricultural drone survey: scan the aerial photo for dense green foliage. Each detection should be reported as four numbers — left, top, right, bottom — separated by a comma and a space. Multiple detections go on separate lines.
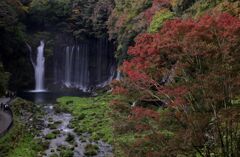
0, 0, 25, 28
28, 0, 114, 38
70, 0, 114, 38
0, 0, 34, 90
107, 0, 152, 63
29, 0, 71, 32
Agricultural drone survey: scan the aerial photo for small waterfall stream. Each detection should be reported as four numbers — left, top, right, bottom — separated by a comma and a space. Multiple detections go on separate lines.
64, 46, 74, 87
116, 70, 121, 81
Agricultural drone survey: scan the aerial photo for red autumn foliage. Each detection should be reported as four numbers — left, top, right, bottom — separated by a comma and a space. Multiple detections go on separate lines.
111, 13, 240, 156
130, 107, 160, 121
112, 86, 128, 95
119, 13, 240, 107
134, 124, 151, 132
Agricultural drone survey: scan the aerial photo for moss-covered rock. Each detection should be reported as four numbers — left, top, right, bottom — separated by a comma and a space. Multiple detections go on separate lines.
45, 133, 57, 140
52, 130, 61, 135
59, 147, 74, 157
65, 133, 75, 144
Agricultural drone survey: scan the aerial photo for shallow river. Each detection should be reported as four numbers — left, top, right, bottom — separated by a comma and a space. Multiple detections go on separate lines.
19, 92, 112, 157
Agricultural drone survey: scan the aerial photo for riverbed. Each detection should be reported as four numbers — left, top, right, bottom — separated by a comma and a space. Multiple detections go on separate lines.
36, 103, 113, 157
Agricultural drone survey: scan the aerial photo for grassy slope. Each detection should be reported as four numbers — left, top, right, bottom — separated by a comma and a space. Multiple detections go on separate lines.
57, 94, 114, 144
57, 94, 138, 156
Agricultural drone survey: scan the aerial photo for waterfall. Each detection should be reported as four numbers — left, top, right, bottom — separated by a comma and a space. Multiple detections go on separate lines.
35, 41, 45, 91
64, 46, 74, 87
96, 65, 116, 88
62, 44, 90, 91
28, 41, 46, 92
54, 38, 116, 92
116, 70, 121, 81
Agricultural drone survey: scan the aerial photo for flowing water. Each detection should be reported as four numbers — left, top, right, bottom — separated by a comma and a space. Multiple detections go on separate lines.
54, 38, 116, 92
37, 104, 112, 157
28, 41, 46, 92
115, 70, 121, 81
35, 41, 45, 91
19, 92, 113, 157
27, 38, 116, 92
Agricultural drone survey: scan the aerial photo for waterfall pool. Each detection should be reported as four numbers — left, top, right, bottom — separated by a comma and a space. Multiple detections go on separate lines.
17, 91, 90, 104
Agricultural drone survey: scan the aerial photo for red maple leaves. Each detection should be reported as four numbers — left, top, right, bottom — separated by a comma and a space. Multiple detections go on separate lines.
114, 13, 240, 108
111, 12, 240, 157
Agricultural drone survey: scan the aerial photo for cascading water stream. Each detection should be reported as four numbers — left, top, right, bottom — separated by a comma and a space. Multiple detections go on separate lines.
54, 38, 116, 92
116, 70, 121, 81
28, 41, 46, 92
35, 41, 45, 91
64, 46, 73, 87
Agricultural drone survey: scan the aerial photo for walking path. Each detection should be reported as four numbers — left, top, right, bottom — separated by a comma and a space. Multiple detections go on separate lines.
0, 97, 13, 136
0, 97, 11, 105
